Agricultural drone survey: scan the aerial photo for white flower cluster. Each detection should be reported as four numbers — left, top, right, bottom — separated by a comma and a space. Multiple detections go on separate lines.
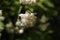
40, 15, 49, 23
6, 22, 14, 33
20, 0, 36, 5
0, 10, 5, 33
15, 11, 37, 34
5, 21, 23, 34
19, 11, 36, 27
15, 26, 24, 34
39, 15, 49, 31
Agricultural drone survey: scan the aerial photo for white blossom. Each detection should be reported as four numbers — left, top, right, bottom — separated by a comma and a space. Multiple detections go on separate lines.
15, 26, 24, 34
6, 22, 13, 28
0, 10, 5, 21
20, 0, 25, 4
40, 15, 49, 23
16, 19, 25, 27
6, 22, 14, 33
20, 0, 30, 4
19, 0, 36, 5
16, 19, 21, 26
18, 29, 24, 34
19, 11, 36, 27
20, 23, 24, 26
39, 23, 49, 31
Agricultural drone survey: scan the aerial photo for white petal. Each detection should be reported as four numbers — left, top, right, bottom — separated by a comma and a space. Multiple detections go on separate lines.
19, 29, 24, 34
19, 14, 24, 17
16, 19, 21, 26
6, 22, 13, 28
40, 15, 48, 23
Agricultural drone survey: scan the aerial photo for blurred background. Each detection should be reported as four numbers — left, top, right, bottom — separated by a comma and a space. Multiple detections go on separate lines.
0, 0, 60, 40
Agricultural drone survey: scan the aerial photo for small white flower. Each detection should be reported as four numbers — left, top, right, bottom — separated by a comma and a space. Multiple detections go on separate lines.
6, 22, 13, 28
39, 23, 49, 31
20, 0, 25, 4
18, 29, 24, 34
16, 19, 21, 26
6, 22, 14, 33
20, 0, 30, 4
40, 15, 49, 23
20, 23, 24, 26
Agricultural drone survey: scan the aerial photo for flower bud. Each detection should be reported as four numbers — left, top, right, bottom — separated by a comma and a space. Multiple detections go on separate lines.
18, 29, 24, 34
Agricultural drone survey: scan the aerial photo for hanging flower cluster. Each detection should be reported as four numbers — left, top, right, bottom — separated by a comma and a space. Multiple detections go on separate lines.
15, 11, 37, 34
20, 0, 36, 5
15, 19, 24, 34
19, 11, 37, 27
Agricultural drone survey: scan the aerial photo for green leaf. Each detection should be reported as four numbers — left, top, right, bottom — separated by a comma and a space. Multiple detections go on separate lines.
44, 0, 54, 8
18, 6, 22, 14
53, 10, 58, 16
0, 21, 4, 27
37, 3, 48, 11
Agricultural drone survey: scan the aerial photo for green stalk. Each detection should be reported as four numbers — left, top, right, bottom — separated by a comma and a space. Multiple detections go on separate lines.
18, 6, 22, 14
